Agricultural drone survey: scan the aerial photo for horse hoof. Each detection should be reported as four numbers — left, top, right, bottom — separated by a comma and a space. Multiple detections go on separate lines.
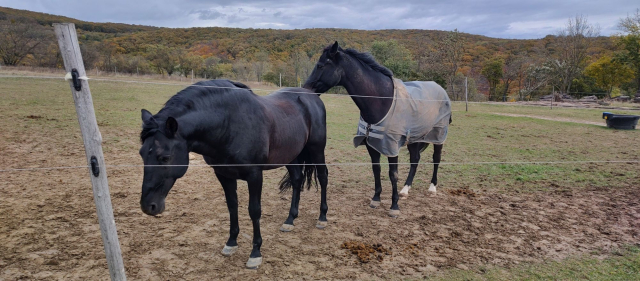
316, 220, 328, 229
388, 209, 400, 218
279, 224, 295, 232
246, 257, 263, 269
399, 192, 408, 199
428, 183, 437, 194
370, 200, 381, 208
221, 245, 238, 257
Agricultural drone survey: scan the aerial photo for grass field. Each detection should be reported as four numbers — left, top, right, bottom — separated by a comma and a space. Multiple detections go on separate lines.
1, 71, 639, 280
3, 74, 638, 191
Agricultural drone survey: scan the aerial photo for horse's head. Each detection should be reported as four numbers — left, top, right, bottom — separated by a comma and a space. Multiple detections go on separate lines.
138, 109, 189, 216
303, 41, 343, 93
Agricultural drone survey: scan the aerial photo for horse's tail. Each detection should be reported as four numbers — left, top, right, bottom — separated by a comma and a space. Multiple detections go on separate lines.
278, 149, 318, 193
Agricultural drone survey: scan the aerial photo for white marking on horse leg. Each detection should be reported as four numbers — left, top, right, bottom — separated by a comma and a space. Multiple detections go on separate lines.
428, 183, 437, 194
221, 245, 238, 257
399, 185, 411, 199
246, 257, 263, 269
279, 223, 295, 232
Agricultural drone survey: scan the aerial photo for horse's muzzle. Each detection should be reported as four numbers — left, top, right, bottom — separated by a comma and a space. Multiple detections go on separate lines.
302, 81, 314, 91
141, 199, 165, 216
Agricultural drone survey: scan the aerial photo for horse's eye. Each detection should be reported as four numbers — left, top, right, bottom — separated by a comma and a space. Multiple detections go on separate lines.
317, 64, 323, 69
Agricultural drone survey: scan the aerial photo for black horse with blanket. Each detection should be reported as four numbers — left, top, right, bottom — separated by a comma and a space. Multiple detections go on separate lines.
304, 42, 451, 218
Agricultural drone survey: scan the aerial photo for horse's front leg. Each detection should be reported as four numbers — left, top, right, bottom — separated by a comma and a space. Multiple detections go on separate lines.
246, 170, 264, 269
388, 156, 400, 217
400, 143, 427, 199
215, 172, 240, 257
365, 143, 383, 208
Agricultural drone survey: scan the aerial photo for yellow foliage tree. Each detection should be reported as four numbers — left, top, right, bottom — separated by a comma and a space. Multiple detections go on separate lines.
584, 55, 634, 97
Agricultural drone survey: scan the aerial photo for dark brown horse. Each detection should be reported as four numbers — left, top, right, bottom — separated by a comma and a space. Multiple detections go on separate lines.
138, 80, 328, 269
304, 42, 451, 218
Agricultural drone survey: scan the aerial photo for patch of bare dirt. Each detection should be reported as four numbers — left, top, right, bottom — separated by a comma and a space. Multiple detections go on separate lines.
447, 187, 476, 197
341, 241, 392, 263
1, 124, 640, 280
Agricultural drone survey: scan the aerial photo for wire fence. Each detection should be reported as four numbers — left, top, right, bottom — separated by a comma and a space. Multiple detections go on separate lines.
1, 160, 640, 173
0, 74, 455, 102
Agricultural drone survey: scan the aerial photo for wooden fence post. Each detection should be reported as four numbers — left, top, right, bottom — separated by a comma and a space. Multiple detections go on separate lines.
551, 86, 554, 110
54, 23, 126, 281
465, 77, 468, 112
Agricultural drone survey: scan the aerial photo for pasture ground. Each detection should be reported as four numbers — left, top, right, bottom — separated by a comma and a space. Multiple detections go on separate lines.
1, 71, 639, 280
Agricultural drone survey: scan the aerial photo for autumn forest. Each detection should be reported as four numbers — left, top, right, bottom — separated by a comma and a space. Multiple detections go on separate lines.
1, 6, 639, 101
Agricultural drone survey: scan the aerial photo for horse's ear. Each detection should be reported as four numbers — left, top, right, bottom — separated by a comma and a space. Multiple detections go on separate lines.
329, 41, 339, 58
141, 109, 152, 121
165, 117, 178, 137
141, 109, 157, 126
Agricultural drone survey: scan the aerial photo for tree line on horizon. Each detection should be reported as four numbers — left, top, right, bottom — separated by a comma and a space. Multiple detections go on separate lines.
1, 6, 639, 101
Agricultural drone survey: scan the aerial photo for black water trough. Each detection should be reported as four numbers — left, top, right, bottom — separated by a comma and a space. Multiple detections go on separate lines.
602, 112, 639, 129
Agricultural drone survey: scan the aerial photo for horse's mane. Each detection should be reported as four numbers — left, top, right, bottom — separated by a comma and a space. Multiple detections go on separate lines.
333, 46, 393, 78
140, 79, 252, 143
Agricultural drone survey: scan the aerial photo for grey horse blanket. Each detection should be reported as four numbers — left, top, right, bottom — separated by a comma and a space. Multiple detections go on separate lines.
354, 78, 451, 157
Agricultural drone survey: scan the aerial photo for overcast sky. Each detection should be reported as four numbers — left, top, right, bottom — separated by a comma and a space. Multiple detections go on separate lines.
1, 0, 637, 39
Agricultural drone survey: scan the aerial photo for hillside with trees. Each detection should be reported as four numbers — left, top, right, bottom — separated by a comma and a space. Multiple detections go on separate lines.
1, 6, 638, 101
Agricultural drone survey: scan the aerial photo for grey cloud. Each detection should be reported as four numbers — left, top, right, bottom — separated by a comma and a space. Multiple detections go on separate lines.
0, 0, 637, 38
226, 14, 246, 24
191, 9, 226, 20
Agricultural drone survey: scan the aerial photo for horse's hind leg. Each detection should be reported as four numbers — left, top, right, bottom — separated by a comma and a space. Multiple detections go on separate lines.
246, 170, 264, 269
365, 142, 383, 208
429, 144, 443, 194
309, 147, 329, 229
388, 156, 400, 217
280, 162, 303, 232
400, 143, 428, 199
